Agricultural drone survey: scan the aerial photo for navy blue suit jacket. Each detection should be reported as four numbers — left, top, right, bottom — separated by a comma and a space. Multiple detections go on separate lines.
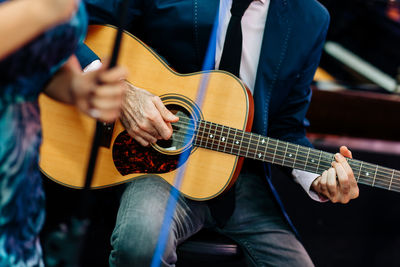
80, 0, 329, 163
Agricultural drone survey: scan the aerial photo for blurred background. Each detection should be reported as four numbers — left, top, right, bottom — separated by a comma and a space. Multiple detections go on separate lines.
40, 0, 400, 266
287, 0, 400, 266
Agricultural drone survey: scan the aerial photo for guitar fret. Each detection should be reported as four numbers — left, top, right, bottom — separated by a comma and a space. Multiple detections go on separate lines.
308, 149, 319, 173
372, 165, 378, 187
390, 169, 395, 190
276, 140, 286, 165
254, 135, 262, 160
198, 121, 206, 148
305, 147, 311, 172
212, 123, 219, 150
248, 133, 259, 159
316, 150, 322, 174
376, 166, 391, 189
222, 125, 230, 153
245, 133, 251, 158
292, 144, 299, 169
299, 147, 310, 170
362, 163, 374, 186
231, 128, 239, 155
238, 130, 246, 157
203, 121, 212, 148
286, 144, 296, 168
231, 129, 239, 155
263, 138, 269, 162
357, 162, 363, 182
271, 140, 278, 164
215, 124, 223, 152
206, 122, 214, 149
282, 142, 289, 167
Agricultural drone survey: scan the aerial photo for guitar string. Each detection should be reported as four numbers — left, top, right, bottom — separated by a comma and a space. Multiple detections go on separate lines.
167, 132, 400, 191
184, 132, 399, 187
169, 130, 400, 188
173, 116, 399, 178
168, 129, 400, 190
171, 118, 399, 178
164, 129, 400, 190
172, 118, 399, 179
167, 119, 400, 185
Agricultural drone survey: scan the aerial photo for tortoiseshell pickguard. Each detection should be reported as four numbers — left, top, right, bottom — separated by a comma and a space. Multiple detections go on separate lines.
112, 130, 184, 175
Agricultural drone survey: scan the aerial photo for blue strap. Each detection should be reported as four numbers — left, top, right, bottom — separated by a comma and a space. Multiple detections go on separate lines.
262, 163, 301, 240
150, 9, 221, 267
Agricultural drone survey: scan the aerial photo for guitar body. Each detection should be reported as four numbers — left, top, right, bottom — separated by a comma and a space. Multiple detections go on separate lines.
39, 25, 253, 200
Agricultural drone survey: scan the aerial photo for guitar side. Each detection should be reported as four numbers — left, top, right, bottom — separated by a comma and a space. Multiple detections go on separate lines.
39, 25, 253, 200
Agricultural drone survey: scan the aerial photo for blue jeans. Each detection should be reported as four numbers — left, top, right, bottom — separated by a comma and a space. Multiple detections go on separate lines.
109, 167, 314, 267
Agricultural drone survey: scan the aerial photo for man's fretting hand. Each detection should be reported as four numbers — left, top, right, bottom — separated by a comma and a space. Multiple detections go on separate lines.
312, 146, 359, 203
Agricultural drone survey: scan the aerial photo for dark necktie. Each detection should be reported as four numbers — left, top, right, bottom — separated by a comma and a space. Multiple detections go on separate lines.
209, 0, 253, 227
219, 0, 254, 77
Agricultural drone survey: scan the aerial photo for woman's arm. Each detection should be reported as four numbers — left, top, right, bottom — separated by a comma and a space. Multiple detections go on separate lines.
0, 0, 78, 60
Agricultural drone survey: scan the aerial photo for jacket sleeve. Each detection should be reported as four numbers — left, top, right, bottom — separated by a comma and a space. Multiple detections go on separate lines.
75, 43, 100, 69
84, 0, 144, 27
75, 0, 145, 69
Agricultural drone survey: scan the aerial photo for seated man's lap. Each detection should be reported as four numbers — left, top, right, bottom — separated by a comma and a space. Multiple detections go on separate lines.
109, 172, 313, 266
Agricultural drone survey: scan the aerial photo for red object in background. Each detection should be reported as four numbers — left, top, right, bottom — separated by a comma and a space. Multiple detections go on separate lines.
387, 0, 400, 22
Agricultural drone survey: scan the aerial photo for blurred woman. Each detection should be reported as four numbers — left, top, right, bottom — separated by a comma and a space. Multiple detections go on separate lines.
0, 0, 126, 265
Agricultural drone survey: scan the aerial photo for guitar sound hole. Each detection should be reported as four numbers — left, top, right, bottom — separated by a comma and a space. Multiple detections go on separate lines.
156, 104, 194, 152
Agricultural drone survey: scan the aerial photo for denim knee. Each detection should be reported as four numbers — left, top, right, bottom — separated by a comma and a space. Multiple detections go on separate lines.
109, 217, 178, 266
109, 177, 178, 267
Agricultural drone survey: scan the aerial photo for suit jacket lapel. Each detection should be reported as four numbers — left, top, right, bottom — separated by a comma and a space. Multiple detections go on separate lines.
253, 0, 292, 135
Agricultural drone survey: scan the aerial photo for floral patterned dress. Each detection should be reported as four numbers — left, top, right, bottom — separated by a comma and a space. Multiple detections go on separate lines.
0, 3, 87, 266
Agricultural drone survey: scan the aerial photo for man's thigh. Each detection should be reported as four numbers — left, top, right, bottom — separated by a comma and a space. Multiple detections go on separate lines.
219, 171, 314, 267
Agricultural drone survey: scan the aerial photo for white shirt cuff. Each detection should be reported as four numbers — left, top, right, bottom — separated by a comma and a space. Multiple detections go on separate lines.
292, 169, 327, 202
83, 59, 102, 73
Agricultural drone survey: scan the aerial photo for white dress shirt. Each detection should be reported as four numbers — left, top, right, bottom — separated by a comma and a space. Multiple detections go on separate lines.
216, 0, 322, 201
215, 0, 269, 93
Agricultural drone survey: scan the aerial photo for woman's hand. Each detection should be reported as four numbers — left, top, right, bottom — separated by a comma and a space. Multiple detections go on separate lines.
70, 60, 128, 123
44, 56, 127, 123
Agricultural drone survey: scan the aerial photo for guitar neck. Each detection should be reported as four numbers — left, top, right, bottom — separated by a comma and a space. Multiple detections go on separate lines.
193, 120, 400, 193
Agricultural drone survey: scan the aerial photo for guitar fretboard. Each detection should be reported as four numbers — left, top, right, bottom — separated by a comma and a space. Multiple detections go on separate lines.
191, 120, 400, 193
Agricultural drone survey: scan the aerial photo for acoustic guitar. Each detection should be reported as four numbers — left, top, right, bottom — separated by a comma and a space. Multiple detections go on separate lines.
39, 25, 400, 200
